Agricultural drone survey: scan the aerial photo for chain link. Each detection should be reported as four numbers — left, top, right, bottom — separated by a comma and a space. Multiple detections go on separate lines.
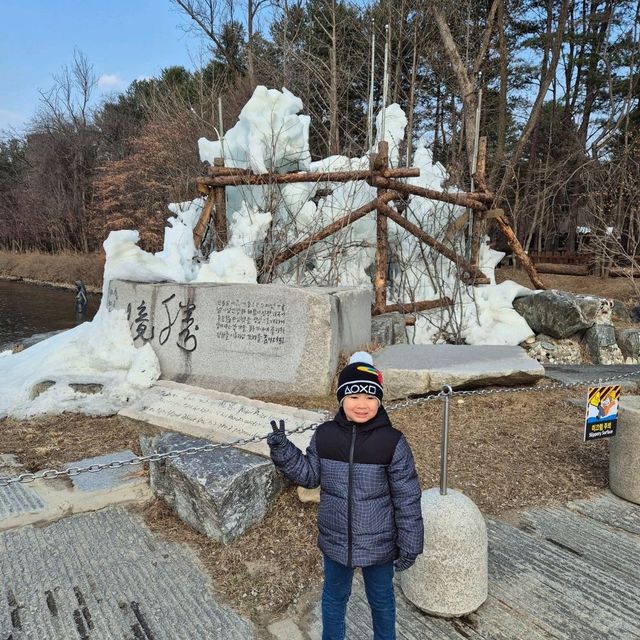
1, 369, 639, 488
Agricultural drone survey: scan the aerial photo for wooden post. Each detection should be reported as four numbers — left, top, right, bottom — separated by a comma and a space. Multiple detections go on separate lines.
376, 201, 490, 285
192, 191, 215, 253
270, 191, 400, 268
374, 141, 390, 315
197, 167, 420, 187
373, 178, 490, 210
213, 158, 228, 251
494, 213, 546, 289
469, 137, 488, 268
380, 298, 453, 314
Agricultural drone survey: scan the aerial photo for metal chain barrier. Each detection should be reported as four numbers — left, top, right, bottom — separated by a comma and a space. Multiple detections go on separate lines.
1, 367, 639, 488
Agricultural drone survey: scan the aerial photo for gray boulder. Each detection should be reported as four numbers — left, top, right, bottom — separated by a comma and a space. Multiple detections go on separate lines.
617, 329, 640, 359
140, 432, 285, 543
584, 325, 623, 365
513, 290, 603, 339
371, 312, 407, 346
611, 299, 630, 323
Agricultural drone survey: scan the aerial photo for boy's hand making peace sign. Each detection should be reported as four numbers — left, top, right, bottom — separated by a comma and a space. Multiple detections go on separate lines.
267, 419, 288, 449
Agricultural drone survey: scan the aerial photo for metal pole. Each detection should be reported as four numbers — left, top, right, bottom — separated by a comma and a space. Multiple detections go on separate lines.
218, 96, 225, 159
440, 384, 453, 495
381, 23, 390, 141
367, 20, 376, 151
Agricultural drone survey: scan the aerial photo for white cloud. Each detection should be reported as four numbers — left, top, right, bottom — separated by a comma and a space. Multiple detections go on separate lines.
98, 73, 125, 89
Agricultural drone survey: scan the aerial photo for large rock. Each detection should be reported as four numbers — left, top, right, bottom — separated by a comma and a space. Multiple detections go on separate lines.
374, 344, 544, 399
400, 488, 487, 617
617, 329, 640, 360
140, 432, 286, 543
584, 325, 624, 365
611, 299, 630, 323
107, 280, 370, 397
609, 396, 640, 504
371, 312, 407, 346
513, 290, 604, 339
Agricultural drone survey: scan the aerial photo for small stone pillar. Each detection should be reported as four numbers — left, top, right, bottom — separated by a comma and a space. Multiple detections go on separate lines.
400, 488, 488, 617
609, 396, 640, 504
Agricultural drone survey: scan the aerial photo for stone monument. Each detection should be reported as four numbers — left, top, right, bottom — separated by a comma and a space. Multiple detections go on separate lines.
107, 280, 371, 397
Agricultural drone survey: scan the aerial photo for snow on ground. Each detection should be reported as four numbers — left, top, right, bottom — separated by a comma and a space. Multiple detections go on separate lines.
0, 85, 534, 420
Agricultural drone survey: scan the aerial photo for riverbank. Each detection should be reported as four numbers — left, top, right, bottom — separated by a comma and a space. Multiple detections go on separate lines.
0, 250, 104, 292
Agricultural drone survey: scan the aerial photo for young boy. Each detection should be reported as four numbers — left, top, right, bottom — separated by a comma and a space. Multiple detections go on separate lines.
267, 352, 424, 640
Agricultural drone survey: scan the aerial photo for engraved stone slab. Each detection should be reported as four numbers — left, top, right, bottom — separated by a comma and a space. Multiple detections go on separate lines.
120, 380, 323, 457
0, 483, 46, 520
107, 280, 371, 397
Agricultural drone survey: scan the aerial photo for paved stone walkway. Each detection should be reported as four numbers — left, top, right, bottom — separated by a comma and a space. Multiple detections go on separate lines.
0, 507, 256, 640
545, 363, 640, 388
302, 491, 640, 639
3, 482, 640, 638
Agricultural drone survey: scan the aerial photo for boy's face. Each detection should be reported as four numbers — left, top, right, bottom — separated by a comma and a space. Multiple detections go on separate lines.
342, 394, 379, 423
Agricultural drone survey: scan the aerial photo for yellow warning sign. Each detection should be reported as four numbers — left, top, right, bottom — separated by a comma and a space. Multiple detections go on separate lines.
584, 386, 620, 441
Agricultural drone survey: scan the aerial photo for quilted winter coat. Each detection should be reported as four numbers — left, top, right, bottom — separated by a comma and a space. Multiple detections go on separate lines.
270, 406, 424, 568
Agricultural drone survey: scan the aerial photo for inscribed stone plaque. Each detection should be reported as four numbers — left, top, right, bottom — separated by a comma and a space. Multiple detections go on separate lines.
107, 280, 371, 396
120, 380, 326, 457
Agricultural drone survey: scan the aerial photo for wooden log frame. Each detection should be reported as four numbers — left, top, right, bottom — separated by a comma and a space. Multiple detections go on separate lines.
376, 201, 490, 285
197, 167, 420, 188
193, 148, 543, 299
269, 190, 401, 268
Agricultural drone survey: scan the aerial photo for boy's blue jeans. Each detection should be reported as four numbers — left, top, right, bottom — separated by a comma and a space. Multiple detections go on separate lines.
322, 554, 396, 640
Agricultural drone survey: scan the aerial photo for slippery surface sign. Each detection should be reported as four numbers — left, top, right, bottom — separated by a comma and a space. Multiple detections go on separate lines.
584, 385, 621, 441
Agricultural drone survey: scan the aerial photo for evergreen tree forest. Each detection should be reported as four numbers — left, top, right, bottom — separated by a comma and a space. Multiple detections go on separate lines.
0, 0, 638, 266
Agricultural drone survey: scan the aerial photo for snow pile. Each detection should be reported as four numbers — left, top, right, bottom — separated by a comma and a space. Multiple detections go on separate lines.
198, 88, 532, 345
199, 86, 311, 175
1, 85, 537, 420
0, 309, 159, 419
0, 183, 273, 420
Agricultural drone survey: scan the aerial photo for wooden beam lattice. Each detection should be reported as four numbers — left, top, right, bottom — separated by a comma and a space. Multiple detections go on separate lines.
192, 141, 543, 315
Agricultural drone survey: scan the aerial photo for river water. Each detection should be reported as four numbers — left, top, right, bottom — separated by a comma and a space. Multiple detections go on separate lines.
0, 280, 100, 349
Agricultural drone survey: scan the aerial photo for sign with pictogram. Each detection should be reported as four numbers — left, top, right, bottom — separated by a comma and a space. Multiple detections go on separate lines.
584, 386, 620, 441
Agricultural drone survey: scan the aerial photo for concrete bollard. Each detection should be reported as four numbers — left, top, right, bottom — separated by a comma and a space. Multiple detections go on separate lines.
609, 396, 640, 504
400, 487, 488, 617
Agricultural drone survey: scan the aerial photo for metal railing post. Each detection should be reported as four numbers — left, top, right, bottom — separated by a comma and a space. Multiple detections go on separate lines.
440, 384, 453, 495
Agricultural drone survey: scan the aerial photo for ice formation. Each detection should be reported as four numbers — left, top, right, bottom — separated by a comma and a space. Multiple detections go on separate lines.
0, 187, 272, 419
198, 86, 533, 345
0, 309, 160, 419
1, 85, 536, 419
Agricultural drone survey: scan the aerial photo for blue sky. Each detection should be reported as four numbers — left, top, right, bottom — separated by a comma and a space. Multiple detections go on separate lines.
0, 0, 204, 135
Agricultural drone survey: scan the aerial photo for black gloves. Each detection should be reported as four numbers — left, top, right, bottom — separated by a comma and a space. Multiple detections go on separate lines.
267, 419, 288, 449
394, 553, 417, 572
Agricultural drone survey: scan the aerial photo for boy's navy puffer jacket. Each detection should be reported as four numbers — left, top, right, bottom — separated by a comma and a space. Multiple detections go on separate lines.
270, 406, 423, 568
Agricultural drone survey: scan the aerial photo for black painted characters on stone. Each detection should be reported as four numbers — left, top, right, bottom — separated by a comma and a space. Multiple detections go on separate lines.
133, 301, 154, 342
159, 294, 199, 352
